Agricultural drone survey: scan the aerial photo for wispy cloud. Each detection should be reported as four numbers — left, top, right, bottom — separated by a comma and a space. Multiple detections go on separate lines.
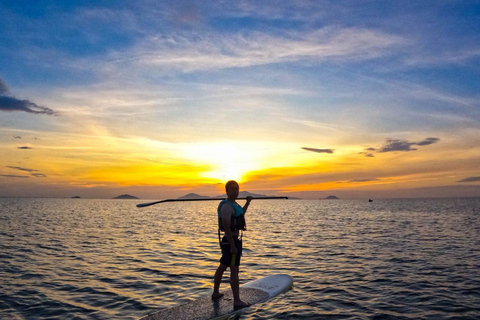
6, 166, 46, 178
349, 178, 380, 183
457, 176, 480, 183
0, 174, 29, 178
108, 27, 404, 73
302, 147, 334, 154
6, 166, 37, 172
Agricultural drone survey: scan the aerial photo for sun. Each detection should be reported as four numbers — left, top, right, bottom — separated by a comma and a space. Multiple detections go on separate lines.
182, 141, 263, 182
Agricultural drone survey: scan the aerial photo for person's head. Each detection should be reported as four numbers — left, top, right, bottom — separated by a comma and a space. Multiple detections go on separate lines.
225, 180, 239, 199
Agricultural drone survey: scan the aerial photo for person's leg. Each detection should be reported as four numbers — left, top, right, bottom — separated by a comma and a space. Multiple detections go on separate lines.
212, 263, 227, 299
214, 235, 231, 299
230, 265, 249, 308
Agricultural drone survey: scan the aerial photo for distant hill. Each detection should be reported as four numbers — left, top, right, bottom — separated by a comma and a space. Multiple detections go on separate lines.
113, 194, 139, 199
325, 195, 339, 199
71, 196, 81, 199
215, 191, 269, 198
176, 191, 290, 200
178, 191, 281, 199
178, 193, 211, 199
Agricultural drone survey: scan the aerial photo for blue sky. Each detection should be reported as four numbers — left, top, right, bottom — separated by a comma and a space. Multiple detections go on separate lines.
1, 1, 479, 198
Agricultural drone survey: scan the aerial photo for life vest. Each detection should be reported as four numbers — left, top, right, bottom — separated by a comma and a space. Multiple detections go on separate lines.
217, 199, 246, 231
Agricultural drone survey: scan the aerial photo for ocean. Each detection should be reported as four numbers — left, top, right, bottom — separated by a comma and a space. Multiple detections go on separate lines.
1, 197, 479, 320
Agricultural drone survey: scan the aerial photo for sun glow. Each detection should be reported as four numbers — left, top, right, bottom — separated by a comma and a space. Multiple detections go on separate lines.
182, 142, 265, 182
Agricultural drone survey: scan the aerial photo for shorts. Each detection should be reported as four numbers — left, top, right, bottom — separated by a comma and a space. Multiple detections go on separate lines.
219, 236, 242, 267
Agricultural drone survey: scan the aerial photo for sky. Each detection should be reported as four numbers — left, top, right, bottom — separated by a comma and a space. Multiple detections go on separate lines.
1, 0, 480, 199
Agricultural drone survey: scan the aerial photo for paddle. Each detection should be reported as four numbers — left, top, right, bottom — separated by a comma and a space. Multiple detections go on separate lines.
136, 196, 288, 208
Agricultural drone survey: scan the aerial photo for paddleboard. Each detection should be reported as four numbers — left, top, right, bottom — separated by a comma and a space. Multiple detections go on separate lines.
139, 274, 293, 320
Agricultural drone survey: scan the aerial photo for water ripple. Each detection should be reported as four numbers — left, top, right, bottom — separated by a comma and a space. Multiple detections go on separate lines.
1, 198, 480, 319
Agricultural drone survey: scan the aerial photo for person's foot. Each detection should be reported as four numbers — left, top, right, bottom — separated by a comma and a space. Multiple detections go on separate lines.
233, 300, 250, 309
211, 293, 224, 300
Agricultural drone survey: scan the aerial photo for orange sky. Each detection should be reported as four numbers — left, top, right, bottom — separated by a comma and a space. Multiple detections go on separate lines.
1, 2, 479, 199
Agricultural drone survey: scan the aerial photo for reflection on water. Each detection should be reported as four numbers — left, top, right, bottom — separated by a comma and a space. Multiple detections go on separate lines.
1, 198, 480, 319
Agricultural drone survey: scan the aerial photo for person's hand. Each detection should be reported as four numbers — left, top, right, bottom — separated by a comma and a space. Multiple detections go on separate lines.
230, 244, 238, 254
246, 196, 253, 203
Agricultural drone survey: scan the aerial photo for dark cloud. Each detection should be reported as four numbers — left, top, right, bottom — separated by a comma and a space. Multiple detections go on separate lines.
349, 178, 380, 182
6, 166, 37, 172
379, 139, 416, 152
31, 173, 47, 178
457, 176, 480, 183
364, 137, 440, 156
416, 137, 440, 146
0, 174, 29, 178
359, 149, 375, 157
302, 147, 334, 154
3, 165, 46, 177
0, 77, 57, 115
0, 96, 57, 115
17, 146, 33, 149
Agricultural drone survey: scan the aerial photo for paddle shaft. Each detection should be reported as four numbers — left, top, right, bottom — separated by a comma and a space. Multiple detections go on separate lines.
136, 196, 288, 208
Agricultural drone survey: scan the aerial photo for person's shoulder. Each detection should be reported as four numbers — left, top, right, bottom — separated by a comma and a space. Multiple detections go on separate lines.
221, 201, 235, 215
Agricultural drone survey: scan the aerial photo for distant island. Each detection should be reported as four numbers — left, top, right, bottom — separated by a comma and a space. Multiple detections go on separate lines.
176, 191, 288, 199
325, 195, 339, 199
71, 196, 81, 198
178, 193, 212, 199
215, 191, 270, 198
113, 194, 139, 199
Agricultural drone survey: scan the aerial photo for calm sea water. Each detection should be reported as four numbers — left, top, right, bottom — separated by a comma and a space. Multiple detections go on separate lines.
1, 198, 479, 320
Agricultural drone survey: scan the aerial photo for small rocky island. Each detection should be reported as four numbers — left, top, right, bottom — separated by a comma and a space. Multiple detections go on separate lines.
325, 195, 339, 199
113, 194, 139, 199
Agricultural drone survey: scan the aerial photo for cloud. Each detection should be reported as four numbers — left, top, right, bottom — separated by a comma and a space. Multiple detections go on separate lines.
0, 78, 8, 94
4, 166, 45, 177
0, 174, 29, 178
111, 27, 404, 73
31, 173, 47, 178
457, 176, 480, 183
349, 178, 380, 183
363, 137, 440, 156
416, 137, 440, 146
6, 166, 37, 172
379, 139, 417, 153
14, 136, 22, 139
0, 96, 57, 115
17, 146, 33, 149
0, 77, 57, 115
302, 147, 334, 154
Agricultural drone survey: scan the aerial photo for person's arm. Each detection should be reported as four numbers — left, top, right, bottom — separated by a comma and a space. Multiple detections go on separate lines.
242, 196, 252, 213
221, 205, 237, 254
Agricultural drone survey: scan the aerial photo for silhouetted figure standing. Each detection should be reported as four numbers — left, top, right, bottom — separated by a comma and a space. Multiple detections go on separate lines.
212, 180, 252, 308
